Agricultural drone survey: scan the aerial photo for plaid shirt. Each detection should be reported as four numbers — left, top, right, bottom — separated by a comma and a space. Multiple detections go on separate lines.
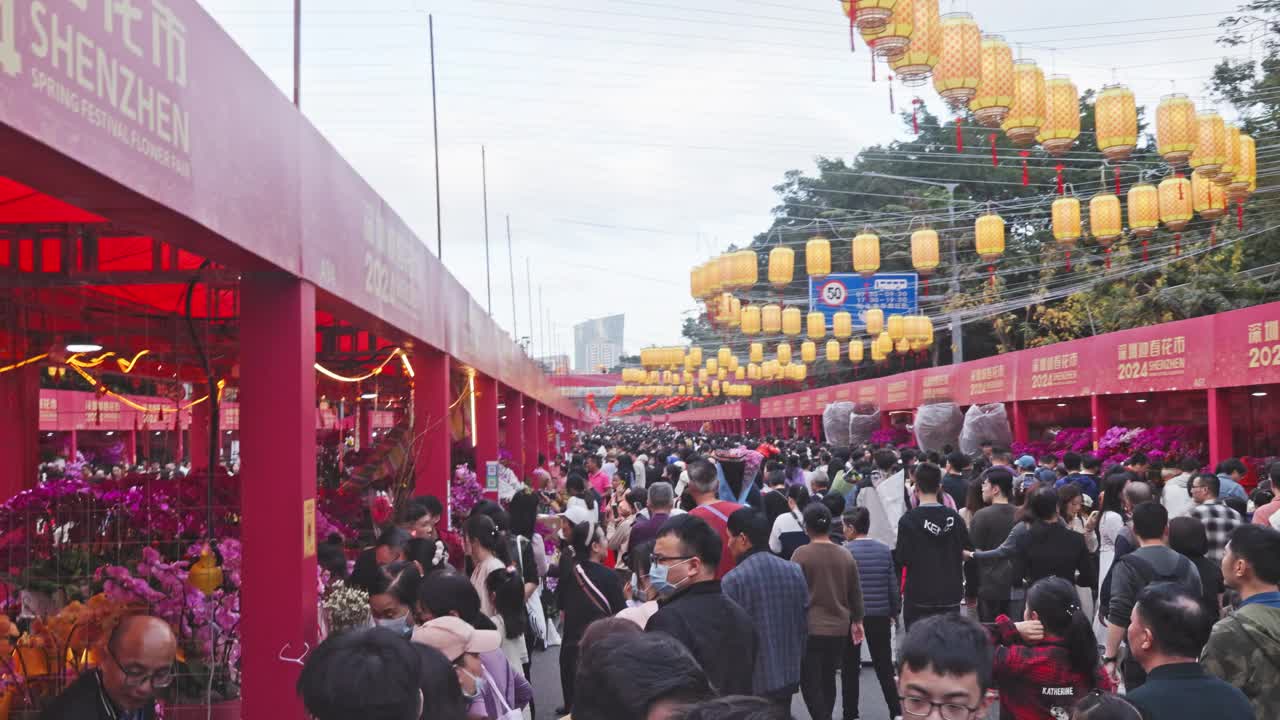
987, 616, 1113, 720
1188, 501, 1243, 563
722, 548, 810, 695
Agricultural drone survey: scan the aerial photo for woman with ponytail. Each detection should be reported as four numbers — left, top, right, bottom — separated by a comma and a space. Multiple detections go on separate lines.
552, 520, 624, 716
987, 576, 1113, 719
465, 514, 510, 617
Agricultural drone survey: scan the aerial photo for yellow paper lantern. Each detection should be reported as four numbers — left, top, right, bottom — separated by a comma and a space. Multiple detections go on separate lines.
889, 0, 941, 86
826, 339, 841, 362
971, 34, 1014, 128
933, 12, 981, 110
777, 343, 792, 366
895, 337, 911, 354
807, 311, 827, 339
747, 362, 760, 380
806, 237, 832, 276
833, 311, 853, 339
849, 340, 865, 363
1216, 124, 1241, 186
1096, 84, 1137, 162
911, 229, 940, 275
781, 307, 802, 336
1156, 93, 1197, 167
1159, 176, 1194, 233
801, 341, 817, 364
865, 308, 885, 336
1190, 111, 1226, 178
727, 355, 739, 373
1127, 184, 1159, 238
761, 304, 782, 334
749, 342, 764, 364
741, 305, 761, 335
1002, 59, 1045, 147
717, 368, 727, 381
1230, 133, 1256, 202
687, 347, 702, 367
717, 347, 732, 367
768, 247, 795, 288
792, 364, 807, 382
975, 213, 1005, 262
729, 250, 758, 289
875, 331, 894, 356
1052, 196, 1082, 247
853, 232, 881, 277
859, 0, 912, 60
698, 368, 709, 384
887, 314, 906, 340
705, 358, 718, 375
1193, 171, 1226, 220
689, 263, 704, 300
1037, 75, 1079, 156
1089, 193, 1123, 245
723, 296, 741, 328
842, 0, 898, 32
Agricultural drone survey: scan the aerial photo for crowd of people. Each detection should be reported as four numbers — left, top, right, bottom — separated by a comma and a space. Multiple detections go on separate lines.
43, 424, 1280, 720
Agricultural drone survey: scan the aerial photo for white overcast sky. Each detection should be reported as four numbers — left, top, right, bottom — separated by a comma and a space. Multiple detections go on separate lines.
198, 0, 1249, 368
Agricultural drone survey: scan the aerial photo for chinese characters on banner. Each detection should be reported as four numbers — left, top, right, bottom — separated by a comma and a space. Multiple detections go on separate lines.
918, 371, 954, 403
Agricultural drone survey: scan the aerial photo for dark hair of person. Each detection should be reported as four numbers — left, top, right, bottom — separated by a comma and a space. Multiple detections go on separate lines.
408, 495, 445, 520
657, 514, 722, 571
1179, 457, 1201, 474
847, 505, 871, 535
571, 631, 714, 720
1057, 484, 1084, 521
675, 696, 791, 720
1131, 502, 1168, 541
985, 469, 1013, 501
913, 462, 943, 495
1025, 577, 1099, 683
376, 526, 411, 551
945, 451, 970, 472
297, 627, 424, 720
318, 534, 349, 581
380, 562, 424, 608
412, 642, 466, 720
508, 490, 540, 539
1071, 693, 1143, 720
874, 449, 897, 472
964, 477, 987, 515
822, 492, 846, 518
1134, 582, 1213, 658
803, 502, 832, 535
415, 571, 495, 630
463, 513, 511, 565
1167, 516, 1208, 559
485, 568, 528, 640
1227, 524, 1280, 584
627, 540, 655, 580
1039, 453, 1058, 465
765, 468, 787, 487
1127, 452, 1148, 467
1081, 454, 1102, 472
898, 613, 994, 692
1194, 473, 1221, 498
626, 487, 648, 514
401, 538, 446, 574
786, 484, 811, 507
1021, 486, 1059, 524
578, 616, 643, 659
566, 472, 597, 510
1270, 460, 1280, 484
349, 549, 386, 596
1099, 473, 1129, 519
1224, 495, 1248, 517
762, 490, 790, 526
1251, 488, 1275, 509
1217, 458, 1247, 477
727, 508, 770, 550
1062, 452, 1082, 472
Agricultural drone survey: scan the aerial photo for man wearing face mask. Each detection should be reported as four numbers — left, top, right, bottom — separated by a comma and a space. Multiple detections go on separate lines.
646, 514, 758, 697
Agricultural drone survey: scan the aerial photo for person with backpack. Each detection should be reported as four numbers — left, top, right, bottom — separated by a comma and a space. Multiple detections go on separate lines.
1102, 502, 1202, 691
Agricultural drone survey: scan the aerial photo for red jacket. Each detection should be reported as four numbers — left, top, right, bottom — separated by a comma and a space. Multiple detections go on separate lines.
987, 616, 1113, 720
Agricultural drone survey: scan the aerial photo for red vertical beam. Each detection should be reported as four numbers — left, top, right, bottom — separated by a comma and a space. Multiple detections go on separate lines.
505, 386, 524, 471
1090, 395, 1110, 452
240, 277, 317, 720
812, 416, 822, 441
0, 363, 39, 501
475, 374, 500, 499
358, 401, 372, 450
189, 400, 215, 470
413, 349, 451, 500
127, 428, 137, 466
523, 399, 540, 477
1208, 388, 1234, 468
1010, 401, 1029, 445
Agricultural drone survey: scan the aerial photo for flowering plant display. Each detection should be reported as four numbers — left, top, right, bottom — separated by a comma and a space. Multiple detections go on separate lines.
451, 464, 482, 528
0, 594, 126, 708
1011, 427, 1093, 461
1095, 425, 1205, 469
322, 581, 371, 634
870, 426, 912, 447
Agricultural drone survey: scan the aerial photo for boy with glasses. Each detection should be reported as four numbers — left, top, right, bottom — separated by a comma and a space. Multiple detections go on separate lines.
896, 613, 995, 720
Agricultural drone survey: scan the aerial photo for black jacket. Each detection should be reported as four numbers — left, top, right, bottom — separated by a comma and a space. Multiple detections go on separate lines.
1021, 521, 1096, 588
895, 503, 971, 608
647, 580, 758, 696
40, 669, 157, 720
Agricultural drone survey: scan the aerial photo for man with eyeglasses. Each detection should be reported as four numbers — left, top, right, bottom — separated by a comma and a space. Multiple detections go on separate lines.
42, 614, 177, 720
895, 613, 995, 720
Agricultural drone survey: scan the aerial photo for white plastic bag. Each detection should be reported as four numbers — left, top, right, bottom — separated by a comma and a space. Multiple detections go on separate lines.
848, 403, 881, 448
959, 403, 1013, 457
823, 402, 855, 448
914, 402, 965, 453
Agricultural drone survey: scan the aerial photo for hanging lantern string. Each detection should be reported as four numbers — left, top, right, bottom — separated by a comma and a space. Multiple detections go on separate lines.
990, 134, 998, 167
1020, 151, 1031, 187
1065, 249, 1072, 273
1114, 166, 1122, 195
1056, 164, 1065, 195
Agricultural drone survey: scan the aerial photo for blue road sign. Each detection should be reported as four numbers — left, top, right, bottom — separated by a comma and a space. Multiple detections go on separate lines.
808, 273, 919, 329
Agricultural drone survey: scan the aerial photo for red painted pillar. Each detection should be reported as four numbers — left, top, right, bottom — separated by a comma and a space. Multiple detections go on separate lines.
523, 399, 540, 477
1208, 388, 1234, 467
538, 408, 551, 465
240, 276, 317, 720
141, 428, 150, 463
474, 374, 500, 498
812, 416, 823, 441
68, 429, 78, 462
127, 429, 137, 466
1010, 401, 1029, 445
1090, 395, 1110, 452
0, 362, 38, 500
504, 386, 523, 470
174, 410, 184, 463
358, 400, 372, 450
413, 348, 451, 500
190, 399, 221, 470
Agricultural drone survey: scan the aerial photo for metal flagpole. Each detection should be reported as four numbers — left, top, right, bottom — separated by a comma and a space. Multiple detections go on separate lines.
526, 257, 535, 356
538, 285, 546, 363
429, 14, 442, 260
482, 146, 492, 316
506, 215, 518, 341
292, 0, 301, 106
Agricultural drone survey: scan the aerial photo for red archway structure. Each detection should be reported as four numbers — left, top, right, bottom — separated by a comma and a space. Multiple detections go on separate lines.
0, 4, 583, 717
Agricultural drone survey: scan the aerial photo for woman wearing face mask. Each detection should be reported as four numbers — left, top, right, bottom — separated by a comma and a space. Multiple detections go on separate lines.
616, 540, 659, 628
414, 616, 530, 720
360, 561, 422, 638
465, 514, 511, 617
553, 520, 625, 716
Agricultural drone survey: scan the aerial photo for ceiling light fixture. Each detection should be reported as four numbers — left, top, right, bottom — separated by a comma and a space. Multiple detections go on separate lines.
360, 392, 377, 400
65, 334, 103, 353
1056, 402, 1067, 407
1252, 391, 1268, 397
1135, 398, 1148, 404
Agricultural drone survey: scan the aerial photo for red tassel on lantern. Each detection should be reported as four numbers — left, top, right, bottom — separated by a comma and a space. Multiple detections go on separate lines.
912, 98, 921, 134
1238, 202, 1245, 230
1142, 239, 1149, 262
988, 264, 996, 289
1176, 172, 1184, 198
1020, 150, 1030, 186
1113, 166, 1121, 196
922, 277, 929, 296
956, 118, 964, 152
888, 77, 895, 113
990, 134, 998, 167
1174, 233, 1181, 256
1065, 249, 1072, 273
1105, 247, 1112, 269
1055, 164, 1064, 195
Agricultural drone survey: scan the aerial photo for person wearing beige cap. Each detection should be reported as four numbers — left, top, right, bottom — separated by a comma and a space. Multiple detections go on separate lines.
414, 616, 531, 720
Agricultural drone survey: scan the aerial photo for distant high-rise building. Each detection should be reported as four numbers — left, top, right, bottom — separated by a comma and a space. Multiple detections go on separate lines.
574, 314, 624, 372
535, 354, 571, 375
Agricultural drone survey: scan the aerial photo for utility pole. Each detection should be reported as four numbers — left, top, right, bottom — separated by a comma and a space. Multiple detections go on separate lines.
292, 0, 301, 107
506, 215, 518, 340
526, 257, 535, 356
481, 146, 492, 316
429, 14, 442, 260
